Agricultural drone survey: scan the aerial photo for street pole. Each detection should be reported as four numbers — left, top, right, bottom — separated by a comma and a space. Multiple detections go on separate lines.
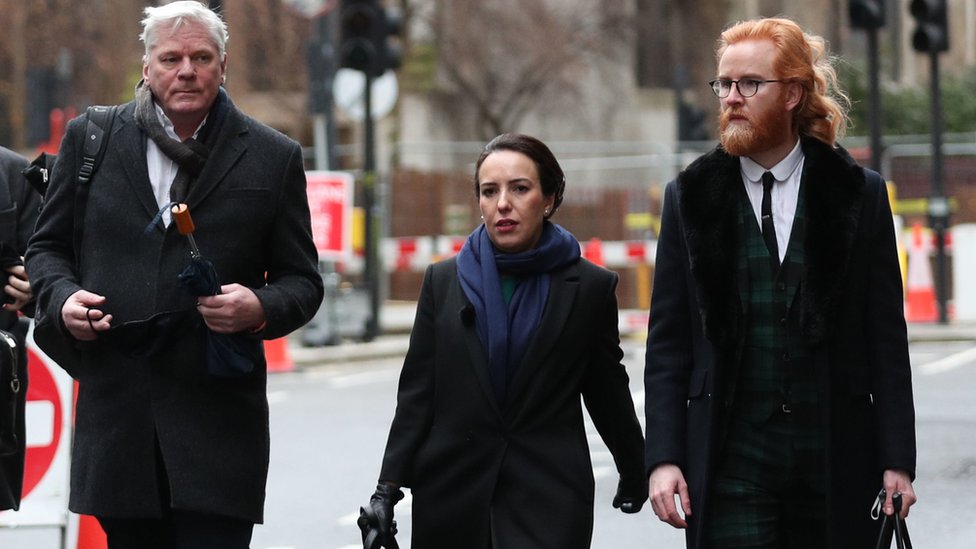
362, 72, 380, 341
927, 50, 950, 324
867, 26, 882, 173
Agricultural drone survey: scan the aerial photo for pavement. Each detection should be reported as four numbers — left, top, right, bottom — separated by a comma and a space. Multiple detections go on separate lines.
286, 300, 976, 368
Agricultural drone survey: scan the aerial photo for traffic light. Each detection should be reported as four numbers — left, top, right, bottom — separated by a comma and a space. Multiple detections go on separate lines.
849, 0, 885, 29
910, 0, 949, 53
678, 100, 709, 142
339, 0, 401, 77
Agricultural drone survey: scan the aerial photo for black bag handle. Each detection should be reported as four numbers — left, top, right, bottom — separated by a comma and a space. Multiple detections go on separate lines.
874, 489, 914, 549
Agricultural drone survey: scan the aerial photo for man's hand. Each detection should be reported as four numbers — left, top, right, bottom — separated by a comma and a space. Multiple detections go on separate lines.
649, 463, 692, 528
62, 290, 113, 341
882, 469, 917, 519
3, 263, 31, 312
197, 284, 266, 333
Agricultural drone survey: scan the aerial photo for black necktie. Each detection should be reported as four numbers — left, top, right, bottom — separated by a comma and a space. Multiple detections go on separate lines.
761, 171, 780, 269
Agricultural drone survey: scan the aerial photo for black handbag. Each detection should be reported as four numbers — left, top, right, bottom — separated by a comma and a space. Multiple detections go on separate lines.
874, 489, 914, 549
0, 327, 24, 455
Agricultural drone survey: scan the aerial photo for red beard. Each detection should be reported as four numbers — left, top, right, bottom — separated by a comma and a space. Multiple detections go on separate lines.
719, 103, 791, 157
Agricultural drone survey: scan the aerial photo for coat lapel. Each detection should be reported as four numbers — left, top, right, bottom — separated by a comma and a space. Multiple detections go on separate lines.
459, 297, 504, 419
185, 104, 248, 209
678, 149, 743, 348
796, 137, 865, 343
113, 105, 161, 226
504, 264, 580, 411
678, 138, 866, 348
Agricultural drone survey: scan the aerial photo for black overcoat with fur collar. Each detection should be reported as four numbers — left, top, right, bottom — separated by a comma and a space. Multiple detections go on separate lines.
644, 137, 916, 548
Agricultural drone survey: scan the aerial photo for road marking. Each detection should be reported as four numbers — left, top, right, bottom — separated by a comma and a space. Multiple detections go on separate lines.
337, 511, 360, 527
266, 391, 288, 404
329, 369, 401, 388
920, 346, 976, 375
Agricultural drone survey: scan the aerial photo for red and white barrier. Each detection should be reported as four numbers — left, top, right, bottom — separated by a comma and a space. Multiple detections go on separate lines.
381, 237, 658, 272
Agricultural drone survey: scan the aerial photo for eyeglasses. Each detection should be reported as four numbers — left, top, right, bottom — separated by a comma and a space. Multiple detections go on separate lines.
709, 78, 786, 98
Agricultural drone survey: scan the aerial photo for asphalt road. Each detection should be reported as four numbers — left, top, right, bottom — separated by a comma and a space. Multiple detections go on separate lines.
1, 338, 974, 548
252, 338, 976, 549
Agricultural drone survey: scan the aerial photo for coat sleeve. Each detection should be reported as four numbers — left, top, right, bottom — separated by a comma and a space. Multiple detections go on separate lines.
579, 268, 646, 485
862, 172, 916, 478
251, 141, 324, 339
24, 115, 89, 336
643, 181, 696, 476
0, 147, 40, 257
2, 147, 41, 319
379, 264, 438, 486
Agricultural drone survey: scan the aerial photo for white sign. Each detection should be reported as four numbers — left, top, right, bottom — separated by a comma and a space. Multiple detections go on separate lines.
281, 0, 337, 18
333, 68, 399, 121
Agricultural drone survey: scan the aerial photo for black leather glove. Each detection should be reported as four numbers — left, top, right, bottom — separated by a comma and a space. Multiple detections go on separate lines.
359, 483, 404, 549
612, 475, 648, 514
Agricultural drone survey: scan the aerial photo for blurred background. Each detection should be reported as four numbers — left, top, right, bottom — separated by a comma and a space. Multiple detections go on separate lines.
1, 2, 975, 548
2, 0, 974, 320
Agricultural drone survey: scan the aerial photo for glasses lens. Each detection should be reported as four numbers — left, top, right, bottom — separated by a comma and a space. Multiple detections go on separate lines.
711, 80, 728, 97
741, 79, 760, 97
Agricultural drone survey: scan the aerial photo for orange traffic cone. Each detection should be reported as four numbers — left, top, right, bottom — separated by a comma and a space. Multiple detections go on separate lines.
584, 237, 605, 267
905, 223, 938, 322
76, 514, 108, 549
265, 337, 295, 373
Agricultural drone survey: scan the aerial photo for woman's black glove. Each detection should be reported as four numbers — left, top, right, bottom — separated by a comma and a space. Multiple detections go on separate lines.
358, 483, 405, 549
612, 475, 648, 514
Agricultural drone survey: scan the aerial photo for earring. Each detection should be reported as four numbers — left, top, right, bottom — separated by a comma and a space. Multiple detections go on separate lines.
544, 207, 550, 216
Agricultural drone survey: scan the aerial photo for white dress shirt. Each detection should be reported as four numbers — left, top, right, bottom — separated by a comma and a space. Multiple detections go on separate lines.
145, 103, 207, 226
739, 140, 805, 264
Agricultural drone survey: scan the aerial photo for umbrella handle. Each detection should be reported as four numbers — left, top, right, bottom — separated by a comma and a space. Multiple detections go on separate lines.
171, 203, 196, 236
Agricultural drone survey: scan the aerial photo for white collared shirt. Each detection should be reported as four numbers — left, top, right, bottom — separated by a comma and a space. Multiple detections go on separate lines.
145, 103, 207, 226
739, 140, 805, 264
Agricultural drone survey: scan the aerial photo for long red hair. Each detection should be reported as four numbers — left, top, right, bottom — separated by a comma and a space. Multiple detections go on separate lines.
717, 17, 849, 146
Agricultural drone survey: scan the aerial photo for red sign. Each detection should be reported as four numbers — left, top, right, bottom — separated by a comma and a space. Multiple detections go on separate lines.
23, 347, 63, 499
306, 171, 354, 261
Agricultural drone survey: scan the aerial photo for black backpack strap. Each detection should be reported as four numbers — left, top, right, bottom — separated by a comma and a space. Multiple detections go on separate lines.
78, 105, 117, 185
73, 104, 118, 259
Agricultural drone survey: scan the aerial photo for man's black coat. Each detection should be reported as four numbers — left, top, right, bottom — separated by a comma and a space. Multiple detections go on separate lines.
644, 138, 916, 548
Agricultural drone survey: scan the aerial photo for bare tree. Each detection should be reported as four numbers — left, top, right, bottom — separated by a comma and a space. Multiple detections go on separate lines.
425, 0, 633, 140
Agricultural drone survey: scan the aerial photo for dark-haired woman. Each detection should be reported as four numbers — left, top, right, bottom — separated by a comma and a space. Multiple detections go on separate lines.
363, 133, 646, 548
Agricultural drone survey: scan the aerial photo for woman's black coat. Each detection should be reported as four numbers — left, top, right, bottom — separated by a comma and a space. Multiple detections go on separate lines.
380, 257, 645, 549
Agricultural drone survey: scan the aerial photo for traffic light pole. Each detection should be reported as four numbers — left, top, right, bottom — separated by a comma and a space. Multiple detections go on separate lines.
362, 72, 381, 341
866, 27, 882, 173
927, 50, 950, 324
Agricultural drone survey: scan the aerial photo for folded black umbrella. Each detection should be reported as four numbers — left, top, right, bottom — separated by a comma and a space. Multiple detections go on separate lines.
172, 204, 260, 378
358, 504, 400, 549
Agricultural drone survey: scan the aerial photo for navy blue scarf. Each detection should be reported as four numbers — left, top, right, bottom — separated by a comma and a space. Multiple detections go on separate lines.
456, 222, 581, 405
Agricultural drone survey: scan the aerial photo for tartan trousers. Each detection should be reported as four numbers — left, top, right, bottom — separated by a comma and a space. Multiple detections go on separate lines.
705, 411, 826, 549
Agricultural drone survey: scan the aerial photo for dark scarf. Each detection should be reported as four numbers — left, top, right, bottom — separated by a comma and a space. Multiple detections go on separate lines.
456, 221, 581, 405
134, 80, 229, 203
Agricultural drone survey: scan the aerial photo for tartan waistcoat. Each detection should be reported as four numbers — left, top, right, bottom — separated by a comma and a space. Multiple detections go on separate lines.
731, 181, 820, 428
